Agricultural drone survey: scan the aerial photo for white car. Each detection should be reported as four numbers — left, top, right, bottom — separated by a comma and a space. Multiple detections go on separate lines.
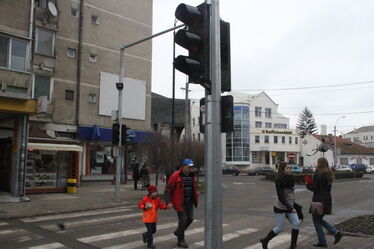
365, 166, 374, 174
335, 165, 352, 172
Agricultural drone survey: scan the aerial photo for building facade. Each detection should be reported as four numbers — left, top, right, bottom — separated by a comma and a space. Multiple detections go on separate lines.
1, 0, 153, 195
343, 126, 374, 148
300, 134, 374, 167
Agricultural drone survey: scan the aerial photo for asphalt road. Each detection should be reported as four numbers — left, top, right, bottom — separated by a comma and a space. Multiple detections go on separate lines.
1, 174, 374, 249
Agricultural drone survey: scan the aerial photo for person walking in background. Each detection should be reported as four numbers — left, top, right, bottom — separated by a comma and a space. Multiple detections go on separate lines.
140, 163, 150, 190
138, 185, 169, 249
306, 157, 343, 248
166, 158, 198, 248
260, 162, 300, 249
132, 161, 140, 190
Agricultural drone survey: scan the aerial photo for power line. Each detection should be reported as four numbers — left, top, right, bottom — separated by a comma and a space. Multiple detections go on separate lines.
236, 80, 374, 91
282, 110, 374, 116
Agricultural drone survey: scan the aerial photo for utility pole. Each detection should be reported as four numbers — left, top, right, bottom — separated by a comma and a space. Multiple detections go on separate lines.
334, 116, 345, 167
181, 82, 191, 141
204, 0, 222, 248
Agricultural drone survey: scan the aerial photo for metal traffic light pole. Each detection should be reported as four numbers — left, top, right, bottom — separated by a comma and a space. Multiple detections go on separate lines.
205, 0, 223, 248
115, 24, 185, 203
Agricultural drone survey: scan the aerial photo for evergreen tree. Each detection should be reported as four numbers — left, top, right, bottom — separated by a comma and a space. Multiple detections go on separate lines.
296, 107, 318, 137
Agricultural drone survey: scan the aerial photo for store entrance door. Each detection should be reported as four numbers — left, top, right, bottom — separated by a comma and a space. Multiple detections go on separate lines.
0, 138, 12, 192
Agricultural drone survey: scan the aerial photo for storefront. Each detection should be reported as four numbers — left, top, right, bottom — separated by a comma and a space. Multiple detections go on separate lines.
25, 143, 82, 193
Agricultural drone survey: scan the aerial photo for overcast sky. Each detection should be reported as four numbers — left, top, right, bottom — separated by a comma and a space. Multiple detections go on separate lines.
152, 0, 374, 134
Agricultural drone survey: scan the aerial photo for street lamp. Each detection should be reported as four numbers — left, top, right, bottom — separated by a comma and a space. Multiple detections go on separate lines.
334, 116, 345, 167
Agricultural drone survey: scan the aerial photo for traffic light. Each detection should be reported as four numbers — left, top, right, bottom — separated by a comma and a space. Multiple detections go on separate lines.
199, 96, 234, 133
112, 123, 120, 145
220, 20, 231, 92
121, 125, 131, 146
174, 3, 210, 88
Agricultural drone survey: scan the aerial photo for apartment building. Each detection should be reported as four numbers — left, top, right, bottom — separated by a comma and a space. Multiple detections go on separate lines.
343, 126, 374, 148
1, 0, 153, 195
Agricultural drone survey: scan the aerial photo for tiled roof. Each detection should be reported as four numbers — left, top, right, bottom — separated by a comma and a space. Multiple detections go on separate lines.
313, 134, 374, 155
346, 126, 374, 134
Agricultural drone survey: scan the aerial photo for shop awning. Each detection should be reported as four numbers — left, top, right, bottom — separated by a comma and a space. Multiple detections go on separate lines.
27, 143, 83, 152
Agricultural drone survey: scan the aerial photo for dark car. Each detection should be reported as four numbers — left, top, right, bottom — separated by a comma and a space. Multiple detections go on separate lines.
247, 166, 275, 176
350, 164, 366, 173
301, 166, 315, 173
222, 166, 241, 176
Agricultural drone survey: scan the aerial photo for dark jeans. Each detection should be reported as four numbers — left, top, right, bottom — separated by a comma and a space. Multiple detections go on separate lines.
175, 203, 194, 240
133, 177, 138, 190
144, 223, 157, 246
312, 214, 338, 244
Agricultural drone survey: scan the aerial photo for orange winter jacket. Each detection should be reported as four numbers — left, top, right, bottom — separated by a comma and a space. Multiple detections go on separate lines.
138, 195, 167, 223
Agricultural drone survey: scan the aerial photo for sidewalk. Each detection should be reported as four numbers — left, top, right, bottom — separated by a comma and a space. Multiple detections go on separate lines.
0, 175, 166, 219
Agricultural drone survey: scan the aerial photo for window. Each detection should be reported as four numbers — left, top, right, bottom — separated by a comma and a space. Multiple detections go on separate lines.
295, 137, 298, 144
264, 135, 269, 143
0, 35, 27, 71
282, 136, 285, 144
91, 15, 99, 24
255, 135, 260, 143
65, 90, 74, 100
34, 75, 51, 100
71, 8, 78, 17
265, 108, 272, 118
255, 106, 262, 117
89, 53, 97, 62
252, 152, 262, 164
36, 0, 47, 8
364, 136, 369, 140
340, 158, 349, 165
67, 48, 76, 58
274, 136, 278, 144
198, 133, 201, 141
353, 137, 360, 143
346, 138, 351, 141
289, 137, 292, 144
192, 134, 195, 141
265, 122, 272, 128
255, 121, 262, 128
88, 93, 96, 103
36, 28, 54, 56
370, 158, 374, 165
192, 118, 195, 126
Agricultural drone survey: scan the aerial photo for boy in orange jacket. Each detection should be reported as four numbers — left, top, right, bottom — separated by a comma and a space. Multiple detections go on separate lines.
138, 185, 168, 249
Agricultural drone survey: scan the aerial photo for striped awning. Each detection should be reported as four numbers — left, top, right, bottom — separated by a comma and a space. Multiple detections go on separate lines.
27, 143, 83, 152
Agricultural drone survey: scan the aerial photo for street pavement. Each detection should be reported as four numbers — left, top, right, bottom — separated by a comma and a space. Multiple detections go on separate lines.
0, 174, 374, 248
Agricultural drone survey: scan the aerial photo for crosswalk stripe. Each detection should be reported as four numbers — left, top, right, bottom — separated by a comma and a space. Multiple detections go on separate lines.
29, 242, 65, 249
41, 213, 141, 230
21, 207, 133, 223
193, 228, 259, 247
79, 222, 177, 243
0, 228, 27, 235
243, 234, 304, 249
0, 222, 8, 226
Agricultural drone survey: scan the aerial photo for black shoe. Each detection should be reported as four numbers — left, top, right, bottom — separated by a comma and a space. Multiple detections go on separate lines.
177, 240, 188, 248
147, 244, 156, 249
334, 231, 343, 245
313, 243, 327, 247
260, 230, 277, 249
142, 233, 147, 243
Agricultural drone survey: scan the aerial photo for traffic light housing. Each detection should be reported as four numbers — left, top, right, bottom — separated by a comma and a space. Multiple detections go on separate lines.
112, 123, 120, 145
220, 20, 231, 92
199, 95, 233, 133
174, 3, 210, 88
121, 125, 131, 146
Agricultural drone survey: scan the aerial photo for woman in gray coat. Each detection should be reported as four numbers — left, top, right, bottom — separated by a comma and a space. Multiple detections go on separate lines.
260, 162, 300, 249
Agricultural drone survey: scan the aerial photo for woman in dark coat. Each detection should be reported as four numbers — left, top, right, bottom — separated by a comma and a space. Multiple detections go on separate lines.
260, 162, 300, 249
306, 157, 343, 247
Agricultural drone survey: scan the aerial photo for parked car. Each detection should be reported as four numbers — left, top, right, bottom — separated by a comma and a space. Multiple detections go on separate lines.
350, 164, 367, 173
365, 166, 374, 174
222, 166, 241, 176
333, 165, 352, 172
291, 165, 302, 173
301, 166, 315, 173
247, 166, 275, 176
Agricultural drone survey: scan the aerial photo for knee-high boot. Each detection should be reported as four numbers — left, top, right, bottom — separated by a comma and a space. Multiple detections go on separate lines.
260, 230, 277, 249
290, 229, 299, 249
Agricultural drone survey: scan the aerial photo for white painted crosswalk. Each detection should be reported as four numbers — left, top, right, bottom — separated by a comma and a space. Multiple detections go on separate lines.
0, 206, 312, 249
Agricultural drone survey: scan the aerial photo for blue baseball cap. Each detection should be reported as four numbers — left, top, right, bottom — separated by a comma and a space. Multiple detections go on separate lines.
183, 158, 194, 167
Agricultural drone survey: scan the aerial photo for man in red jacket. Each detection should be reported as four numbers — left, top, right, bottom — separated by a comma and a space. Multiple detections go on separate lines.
166, 158, 198, 248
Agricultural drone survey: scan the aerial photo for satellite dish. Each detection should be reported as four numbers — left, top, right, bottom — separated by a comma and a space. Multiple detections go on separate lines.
48, 2, 58, 16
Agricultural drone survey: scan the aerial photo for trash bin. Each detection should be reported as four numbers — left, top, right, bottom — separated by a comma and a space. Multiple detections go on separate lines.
67, 178, 77, 194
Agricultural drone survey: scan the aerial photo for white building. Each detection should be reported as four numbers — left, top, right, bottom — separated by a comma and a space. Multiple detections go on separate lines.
343, 126, 374, 148
189, 92, 300, 170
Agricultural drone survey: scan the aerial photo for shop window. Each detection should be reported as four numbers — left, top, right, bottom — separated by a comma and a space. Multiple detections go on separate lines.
89, 144, 113, 175
252, 152, 262, 164
0, 35, 27, 71
36, 27, 55, 56
34, 74, 51, 100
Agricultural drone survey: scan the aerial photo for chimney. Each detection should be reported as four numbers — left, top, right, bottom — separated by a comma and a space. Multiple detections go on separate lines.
321, 125, 327, 135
